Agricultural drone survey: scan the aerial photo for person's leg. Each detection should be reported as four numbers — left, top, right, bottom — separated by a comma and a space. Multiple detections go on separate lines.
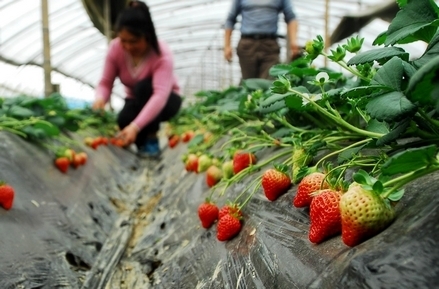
258, 38, 280, 79
117, 99, 137, 130
237, 38, 259, 79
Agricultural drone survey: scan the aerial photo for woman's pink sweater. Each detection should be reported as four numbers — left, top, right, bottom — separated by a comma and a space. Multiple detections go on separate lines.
95, 38, 180, 130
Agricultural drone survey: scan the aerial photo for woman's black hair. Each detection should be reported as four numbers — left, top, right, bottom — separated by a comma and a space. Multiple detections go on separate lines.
116, 1, 161, 55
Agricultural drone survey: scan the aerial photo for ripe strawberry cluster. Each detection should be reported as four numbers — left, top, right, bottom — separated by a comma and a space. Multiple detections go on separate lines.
54, 149, 88, 174
196, 151, 257, 241
292, 172, 394, 247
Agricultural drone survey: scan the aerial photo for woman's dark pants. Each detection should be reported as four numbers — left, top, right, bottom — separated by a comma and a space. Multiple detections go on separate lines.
117, 77, 182, 148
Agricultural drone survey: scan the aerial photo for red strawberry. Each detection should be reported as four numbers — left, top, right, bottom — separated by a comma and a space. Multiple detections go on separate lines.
168, 135, 180, 148
91, 138, 101, 150
340, 182, 395, 247
181, 130, 194, 142
72, 154, 83, 168
76, 152, 88, 165
206, 165, 223, 187
55, 157, 70, 173
218, 204, 242, 220
185, 154, 199, 173
293, 172, 329, 208
309, 189, 342, 244
261, 168, 291, 201
0, 182, 15, 210
217, 213, 242, 241
198, 201, 219, 229
233, 151, 256, 174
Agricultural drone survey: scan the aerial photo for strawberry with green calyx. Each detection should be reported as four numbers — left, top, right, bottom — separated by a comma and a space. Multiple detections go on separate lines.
185, 153, 199, 173
206, 165, 223, 188
261, 164, 292, 201
198, 199, 219, 229
221, 160, 234, 179
216, 213, 242, 241
168, 134, 180, 148
218, 202, 242, 220
197, 154, 212, 173
55, 157, 70, 173
309, 188, 343, 244
340, 178, 395, 247
293, 172, 329, 208
76, 152, 88, 165
181, 130, 195, 143
233, 151, 256, 174
0, 182, 15, 210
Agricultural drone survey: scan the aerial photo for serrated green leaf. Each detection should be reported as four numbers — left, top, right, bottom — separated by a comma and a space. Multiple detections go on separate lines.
285, 94, 304, 110
347, 47, 409, 66
406, 55, 439, 106
373, 180, 384, 194
188, 134, 204, 148
260, 93, 289, 113
376, 119, 410, 146
366, 119, 390, 134
412, 30, 439, 69
371, 57, 405, 91
381, 144, 438, 175
341, 85, 391, 99
385, 0, 439, 45
366, 91, 416, 122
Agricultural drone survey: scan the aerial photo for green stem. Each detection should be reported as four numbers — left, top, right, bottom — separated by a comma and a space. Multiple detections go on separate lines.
290, 88, 384, 139
314, 138, 373, 169
382, 164, 439, 198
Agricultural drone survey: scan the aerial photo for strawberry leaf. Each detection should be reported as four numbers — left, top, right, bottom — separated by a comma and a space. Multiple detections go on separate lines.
412, 30, 439, 69
387, 188, 405, 202
274, 163, 290, 175
352, 169, 373, 186
406, 54, 439, 107
376, 119, 411, 146
365, 91, 416, 122
346, 47, 409, 66
383, 0, 439, 45
372, 180, 384, 194
381, 144, 438, 176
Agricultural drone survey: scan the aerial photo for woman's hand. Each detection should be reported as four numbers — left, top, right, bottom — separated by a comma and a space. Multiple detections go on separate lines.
117, 123, 139, 145
92, 98, 106, 110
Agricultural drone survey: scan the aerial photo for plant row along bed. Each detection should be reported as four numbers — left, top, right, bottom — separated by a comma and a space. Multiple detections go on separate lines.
166, 0, 439, 247
0, 93, 128, 210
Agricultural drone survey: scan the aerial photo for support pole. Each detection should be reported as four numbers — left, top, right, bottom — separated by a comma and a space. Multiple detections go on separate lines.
104, 0, 112, 43
41, 0, 52, 97
324, 0, 330, 67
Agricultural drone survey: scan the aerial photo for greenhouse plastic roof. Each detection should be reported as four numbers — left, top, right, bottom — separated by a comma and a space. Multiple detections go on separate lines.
0, 0, 430, 110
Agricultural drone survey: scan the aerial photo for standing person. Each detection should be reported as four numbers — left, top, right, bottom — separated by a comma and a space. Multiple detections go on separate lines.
92, 0, 182, 157
224, 0, 300, 80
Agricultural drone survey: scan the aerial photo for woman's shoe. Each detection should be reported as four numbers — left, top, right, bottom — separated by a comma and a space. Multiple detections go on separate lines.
138, 138, 160, 158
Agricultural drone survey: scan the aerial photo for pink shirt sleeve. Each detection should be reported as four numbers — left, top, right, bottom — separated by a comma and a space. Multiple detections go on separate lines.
131, 53, 175, 130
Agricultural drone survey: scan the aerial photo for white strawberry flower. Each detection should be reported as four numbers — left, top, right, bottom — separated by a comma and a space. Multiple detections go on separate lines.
302, 93, 322, 106
316, 72, 330, 83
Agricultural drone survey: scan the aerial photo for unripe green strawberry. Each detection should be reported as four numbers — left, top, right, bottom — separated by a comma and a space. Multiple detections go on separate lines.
291, 147, 313, 184
340, 182, 395, 247
222, 160, 234, 179
206, 165, 223, 187
309, 189, 342, 244
197, 154, 212, 172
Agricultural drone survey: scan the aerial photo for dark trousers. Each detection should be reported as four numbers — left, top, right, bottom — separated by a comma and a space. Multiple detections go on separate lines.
117, 77, 182, 148
237, 37, 280, 80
